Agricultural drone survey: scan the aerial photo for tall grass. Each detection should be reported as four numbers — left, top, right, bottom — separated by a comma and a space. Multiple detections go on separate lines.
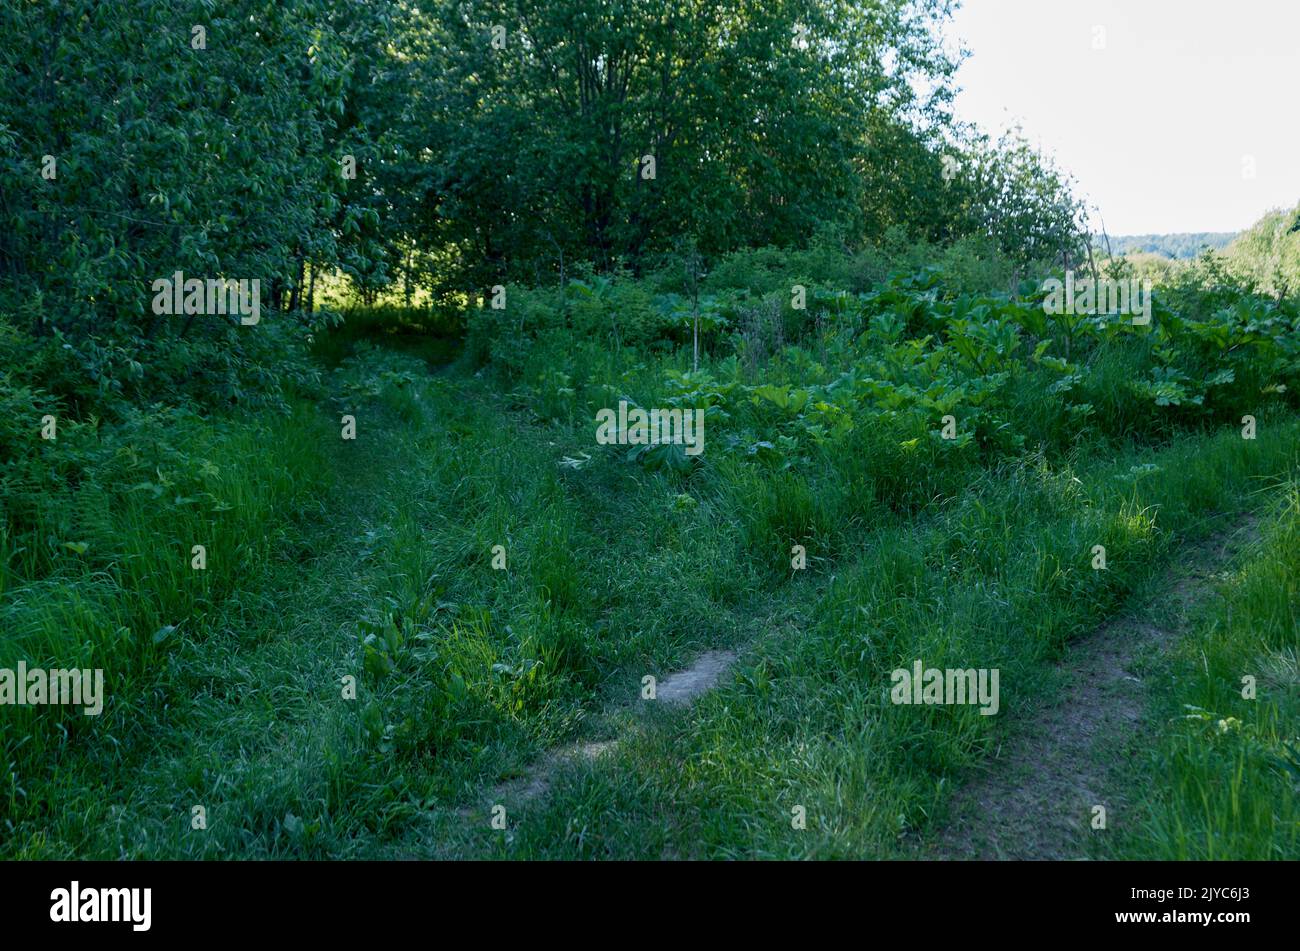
4, 259, 1296, 859
1102, 481, 1300, 860
0, 403, 334, 850
458, 420, 1298, 859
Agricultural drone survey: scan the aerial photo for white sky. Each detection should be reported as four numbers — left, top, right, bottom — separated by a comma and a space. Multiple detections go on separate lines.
948, 0, 1300, 235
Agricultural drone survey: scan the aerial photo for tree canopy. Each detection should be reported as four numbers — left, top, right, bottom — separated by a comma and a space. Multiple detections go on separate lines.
1, 0, 1088, 406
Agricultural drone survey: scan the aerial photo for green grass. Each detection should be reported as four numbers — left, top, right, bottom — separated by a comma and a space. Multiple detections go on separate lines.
1097, 482, 1300, 860
390, 414, 1297, 859
0, 403, 336, 853
2, 278, 1296, 859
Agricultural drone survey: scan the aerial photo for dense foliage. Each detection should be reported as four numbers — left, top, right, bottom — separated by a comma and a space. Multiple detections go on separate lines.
1224, 203, 1300, 296
0, 0, 1093, 413
469, 247, 1300, 489
2, 0, 1296, 863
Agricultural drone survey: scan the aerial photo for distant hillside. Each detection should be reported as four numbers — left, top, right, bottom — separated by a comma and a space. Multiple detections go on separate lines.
1100, 232, 1238, 259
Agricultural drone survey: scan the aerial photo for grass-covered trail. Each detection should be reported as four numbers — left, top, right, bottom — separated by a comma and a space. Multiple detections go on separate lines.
932, 512, 1265, 859
5, 320, 1297, 861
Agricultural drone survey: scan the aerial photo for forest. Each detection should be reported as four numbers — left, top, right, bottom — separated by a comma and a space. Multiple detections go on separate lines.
1102, 232, 1238, 260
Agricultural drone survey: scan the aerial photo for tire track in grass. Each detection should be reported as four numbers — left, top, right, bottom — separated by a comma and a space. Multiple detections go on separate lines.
929, 513, 1260, 860
88, 353, 459, 857
464, 648, 739, 814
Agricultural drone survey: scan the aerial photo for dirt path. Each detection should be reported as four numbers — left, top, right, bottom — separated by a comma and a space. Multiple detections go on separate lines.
472, 649, 738, 812
929, 515, 1258, 860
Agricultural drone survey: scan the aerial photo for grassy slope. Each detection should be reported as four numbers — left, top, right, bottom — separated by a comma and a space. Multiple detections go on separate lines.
3, 339, 1295, 859
2, 347, 776, 857
392, 402, 1297, 859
